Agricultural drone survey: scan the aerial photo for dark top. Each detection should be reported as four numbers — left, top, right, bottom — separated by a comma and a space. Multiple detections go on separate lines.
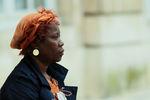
0, 55, 77, 100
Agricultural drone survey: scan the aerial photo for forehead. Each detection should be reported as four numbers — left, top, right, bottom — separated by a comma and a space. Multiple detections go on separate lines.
49, 24, 60, 33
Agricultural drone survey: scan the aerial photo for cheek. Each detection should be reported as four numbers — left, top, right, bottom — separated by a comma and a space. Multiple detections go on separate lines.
48, 42, 59, 52
40, 40, 59, 57
46, 46, 58, 57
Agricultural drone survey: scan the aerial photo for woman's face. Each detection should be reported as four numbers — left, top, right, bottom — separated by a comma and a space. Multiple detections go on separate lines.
37, 24, 64, 64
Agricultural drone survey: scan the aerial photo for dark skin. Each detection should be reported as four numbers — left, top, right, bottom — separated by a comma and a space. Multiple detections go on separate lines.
30, 24, 64, 80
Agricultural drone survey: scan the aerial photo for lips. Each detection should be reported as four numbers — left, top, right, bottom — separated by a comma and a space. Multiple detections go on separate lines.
59, 49, 64, 56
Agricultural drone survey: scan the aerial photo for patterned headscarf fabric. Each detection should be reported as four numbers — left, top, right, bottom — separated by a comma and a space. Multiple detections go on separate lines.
10, 7, 59, 55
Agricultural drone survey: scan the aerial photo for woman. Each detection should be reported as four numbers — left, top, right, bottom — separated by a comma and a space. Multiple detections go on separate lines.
0, 7, 77, 100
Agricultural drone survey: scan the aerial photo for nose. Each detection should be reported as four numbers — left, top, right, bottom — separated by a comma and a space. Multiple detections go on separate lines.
58, 39, 64, 47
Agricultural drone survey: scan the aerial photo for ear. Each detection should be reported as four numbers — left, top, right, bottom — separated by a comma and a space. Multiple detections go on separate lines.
31, 41, 38, 48
30, 39, 41, 49
30, 33, 46, 48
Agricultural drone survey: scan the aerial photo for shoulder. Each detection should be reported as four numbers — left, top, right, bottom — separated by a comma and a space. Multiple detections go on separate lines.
7, 58, 39, 86
0, 58, 40, 100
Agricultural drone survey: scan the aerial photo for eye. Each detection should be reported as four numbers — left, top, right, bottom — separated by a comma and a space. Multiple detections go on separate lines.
52, 34, 59, 39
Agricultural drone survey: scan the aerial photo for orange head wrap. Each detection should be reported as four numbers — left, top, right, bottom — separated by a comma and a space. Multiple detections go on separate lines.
10, 7, 59, 55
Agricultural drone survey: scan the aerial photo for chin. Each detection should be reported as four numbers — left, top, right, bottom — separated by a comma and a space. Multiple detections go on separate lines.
56, 57, 62, 62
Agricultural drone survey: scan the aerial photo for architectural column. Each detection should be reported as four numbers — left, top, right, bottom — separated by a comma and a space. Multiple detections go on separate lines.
0, 0, 3, 12
27, 0, 34, 10
82, 0, 101, 46
81, 0, 142, 99
122, 0, 142, 12
56, 0, 73, 25
82, 0, 102, 99
4, 0, 15, 14
143, 0, 150, 20
45, 0, 57, 11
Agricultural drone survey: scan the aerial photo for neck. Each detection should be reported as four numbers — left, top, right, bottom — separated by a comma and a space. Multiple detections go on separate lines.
31, 56, 48, 74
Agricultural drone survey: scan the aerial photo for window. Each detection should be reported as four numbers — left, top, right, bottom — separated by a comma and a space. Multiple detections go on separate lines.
0, 0, 3, 12
34, 0, 45, 8
83, 0, 142, 15
15, 0, 27, 10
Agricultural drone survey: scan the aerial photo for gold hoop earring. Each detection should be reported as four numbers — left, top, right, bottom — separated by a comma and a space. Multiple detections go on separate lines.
33, 49, 39, 56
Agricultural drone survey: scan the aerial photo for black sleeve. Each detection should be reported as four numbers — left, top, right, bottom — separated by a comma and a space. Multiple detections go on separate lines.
1, 75, 39, 100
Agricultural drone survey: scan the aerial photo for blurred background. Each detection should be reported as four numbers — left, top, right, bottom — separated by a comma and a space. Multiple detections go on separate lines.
0, 0, 150, 100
